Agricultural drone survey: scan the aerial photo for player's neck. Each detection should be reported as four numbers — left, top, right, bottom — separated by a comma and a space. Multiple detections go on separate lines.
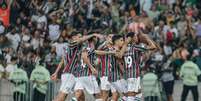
131, 41, 137, 45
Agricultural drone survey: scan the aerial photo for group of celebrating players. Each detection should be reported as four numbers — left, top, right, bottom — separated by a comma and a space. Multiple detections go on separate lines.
51, 31, 158, 101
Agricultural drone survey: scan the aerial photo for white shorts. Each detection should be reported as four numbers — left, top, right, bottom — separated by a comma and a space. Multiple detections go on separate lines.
111, 79, 127, 93
127, 77, 141, 92
135, 93, 142, 100
74, 75, 100, 94
100, 76, 111, 91
59, 73, 76, 94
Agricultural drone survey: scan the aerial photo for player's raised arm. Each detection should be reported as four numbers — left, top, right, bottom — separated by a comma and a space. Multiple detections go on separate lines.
138, 33, 159, 51
76, 33, 102, 45
94, 50, 116, 55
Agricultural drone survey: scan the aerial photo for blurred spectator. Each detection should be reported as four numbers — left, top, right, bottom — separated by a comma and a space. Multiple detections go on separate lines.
0, 57, 4, 79
45, 46, 60, 74
161, 60, 174, 101
52, 37, 67, 58
30, 59, 50, 101
163, 42, 173, 57
143, 67, 161, 101
171, 48, 185, 79
192, 49, 201, 69
195, 18, 201, 45
177, 15, 187, 37
180, 49, 201, 101
191, 49, 201, 81
147, 4, 160, 20
5, 56, 18, 78
185, 0, 198, 6
20, 50, 35, 78
42, 0, 57, 14
5, 27, 21, 51
0, 0, 12, 27
140, 0, 152, 13
0, 21, 5, 34
4, 47, 14, 64
9, 63, 28, 101
48, 17, 61, 41
30, 30, 41, 50
154, 20, 169, 44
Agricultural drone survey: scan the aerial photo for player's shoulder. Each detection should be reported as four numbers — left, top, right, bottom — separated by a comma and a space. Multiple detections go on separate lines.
131, 44, 147, 51
63, 42, 75, 51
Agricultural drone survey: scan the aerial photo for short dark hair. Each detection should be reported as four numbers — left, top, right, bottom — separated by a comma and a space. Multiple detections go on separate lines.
39, 58, 44, 65
112, 35, 122, 44
126, 32, 135, 38
186, 54, 191, 60
70, 31, 82, 37
11, 56, 18, 62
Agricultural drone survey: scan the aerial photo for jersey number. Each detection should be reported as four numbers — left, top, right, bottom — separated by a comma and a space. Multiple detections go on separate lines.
125, 56, 132, 68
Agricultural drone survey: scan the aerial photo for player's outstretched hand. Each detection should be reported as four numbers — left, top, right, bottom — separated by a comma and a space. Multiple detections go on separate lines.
91, 68, 98, 77
51, 72, 58, 81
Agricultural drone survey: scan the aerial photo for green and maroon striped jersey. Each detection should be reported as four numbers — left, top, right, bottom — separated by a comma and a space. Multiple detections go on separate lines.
109, 51, 121, 82
97, 47, 114, 77
62, 41, 82, 76
98, 47, 121, 82
124, 44, 146, 79
78, 47, 96, 77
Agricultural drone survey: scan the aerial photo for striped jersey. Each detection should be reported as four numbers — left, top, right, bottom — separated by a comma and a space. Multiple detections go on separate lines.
124, 44, 146, 79
62, 41, 82, 76
109, 53, 121, 82
98, 48, 111, 77
98, 47, 121, 82
78, 47, 96, 77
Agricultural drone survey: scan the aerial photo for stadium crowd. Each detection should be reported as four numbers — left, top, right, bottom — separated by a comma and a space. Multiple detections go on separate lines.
0, 0, 201, 101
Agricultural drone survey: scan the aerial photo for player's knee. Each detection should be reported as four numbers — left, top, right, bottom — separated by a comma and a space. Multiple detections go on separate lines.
74, 90, 84, 100
101, 90, 109, 99
111, 92, 119, 101
94, 92, 102, 99
53, 92, 67, 101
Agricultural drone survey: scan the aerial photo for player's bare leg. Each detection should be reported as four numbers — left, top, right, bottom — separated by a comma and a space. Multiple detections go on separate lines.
74, 90, 85, 101
101, 90, 109, 101
111, 92, 119, 101
53, 92, 67, 101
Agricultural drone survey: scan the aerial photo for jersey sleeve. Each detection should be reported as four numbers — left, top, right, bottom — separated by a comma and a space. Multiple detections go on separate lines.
133, 44, 148, 53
